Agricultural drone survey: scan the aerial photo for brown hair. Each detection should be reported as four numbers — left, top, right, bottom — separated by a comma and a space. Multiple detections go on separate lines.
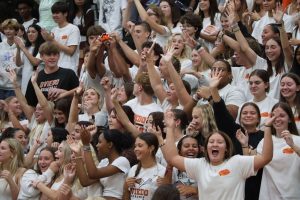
39, 41, 60, 55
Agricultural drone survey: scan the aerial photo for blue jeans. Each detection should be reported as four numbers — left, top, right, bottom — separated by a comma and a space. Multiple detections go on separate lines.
0, 89, 15, 100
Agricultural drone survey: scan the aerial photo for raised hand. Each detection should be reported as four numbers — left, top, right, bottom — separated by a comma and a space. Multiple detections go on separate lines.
202, 25, 219, 36
272, 2, 284, 23
14, 36, 25, 49
75, 82, 84, 96
126, 21, 135, 34
164, 110, 176, 129
236, 129, 249, 147
100, 76, 111, 91
147, 125, 164, 144
186, 121, 199, 137
41, 29, 54, 41
7, 69, 17, 84
0, 170, 13, 183
80, 127, 91, 146
31, 70, 38, 83
281, 130, 294, 147
63, 163, 76, 185
86, 124, 97, 137
209, 70, 222, 89
67, 135, 81, 155
176, 184, 198, 197
161, 45, 175, 64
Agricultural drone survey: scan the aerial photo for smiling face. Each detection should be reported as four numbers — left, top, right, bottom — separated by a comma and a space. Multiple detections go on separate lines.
280, 76, 299, 100
190, 107, 203, 131
272, 106, 289, 132
54, 109, 67, 125
179, 137, 199, 158
83, 88, 100, 106
14, 130, 27, 148
27, 26, 39, 44
55, 143, 65, 163
199, 0, 210, 11
71, 124, 81, 140
35, 104, 46, 123
265, 38, 281, 63
41, 53, 59, 68
108, 110, 123, 130
191, 49, 202, 67
52, 12, 67, 25
117, 86, 128, 104
240, 105, 260, 128
96, 134, 110, 159
249, 75, 268, 97
262, 0, 275, 11
134, 137, 154, 162
262, 25, 277, 45
8, 97, 22, 116
206, 133, 227, 166
220, 15, 230, 31
0, 141, 13, 163
38, 149, 55, 173
166, 83, 178, 103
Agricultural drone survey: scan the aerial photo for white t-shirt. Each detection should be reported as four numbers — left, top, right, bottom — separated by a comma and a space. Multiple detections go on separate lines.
268, 65, 289, 99
153, 26, 172, 48
184, 155, 255, 200
252, 13, 294, 44
219, 84, 246, 107
51, 23, 81, 73
127, 163, 166, 200
23, 18, 37, 31
125, 97, 163, 132
231, 56, 268, 100
18, 168, 55, 200
257, 135, 300, 200
252, 96, 278, 130
97, 0, 127, 36
200, 13, 221, 52
20, 47, 42, 94
97, 157, 130, 199
173, 168, 198, 200
78, 110, 108, 127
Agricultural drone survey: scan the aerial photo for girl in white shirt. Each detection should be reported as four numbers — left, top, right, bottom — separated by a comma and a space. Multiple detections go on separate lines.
124, 132, 166, 200
279, 73, 300, 132
248, 69, 278, 129
161, 104, 273, 200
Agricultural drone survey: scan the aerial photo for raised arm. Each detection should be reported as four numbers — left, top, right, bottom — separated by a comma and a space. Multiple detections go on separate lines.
8, 70, 34, 121
86, 38, 106, 78
31, 71, 53, 124
161, 111, 185, 171
273, 4, 293, 69
14, 37, 41, 67
146, 43, 167, 104
111, 91, 140, 138
164, 47, 193, 106
253, 116, 273, 171
225, 2, 257, 65
115, 33, 140, 66
133, 0, 169, 35
41, 29, 77, 56
80, 128, 122, 179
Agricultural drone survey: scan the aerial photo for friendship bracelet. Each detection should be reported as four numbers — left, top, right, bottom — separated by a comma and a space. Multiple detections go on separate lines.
83, 145, 91, 151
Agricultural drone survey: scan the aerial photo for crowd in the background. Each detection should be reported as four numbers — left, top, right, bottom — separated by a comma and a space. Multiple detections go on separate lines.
0, 0, 300, 199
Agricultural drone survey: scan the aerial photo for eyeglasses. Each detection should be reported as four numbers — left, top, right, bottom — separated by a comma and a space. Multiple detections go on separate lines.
249, 81, 263, 85
211, 67, 227, 72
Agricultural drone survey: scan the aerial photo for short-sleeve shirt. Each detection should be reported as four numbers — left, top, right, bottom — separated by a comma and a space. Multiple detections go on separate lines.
184, 155, 255, 200
25, 67, 79, 107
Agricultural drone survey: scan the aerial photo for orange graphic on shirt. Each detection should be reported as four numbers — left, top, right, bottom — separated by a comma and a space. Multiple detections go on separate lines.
261, 112, 270, 118
219, 169, 231, 176
61, 35, 68, 39
282, 147, 294, 154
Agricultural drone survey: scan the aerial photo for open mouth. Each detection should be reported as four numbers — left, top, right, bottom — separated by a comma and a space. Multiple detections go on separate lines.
186, 152, 196, 158
212, 149, 219, 156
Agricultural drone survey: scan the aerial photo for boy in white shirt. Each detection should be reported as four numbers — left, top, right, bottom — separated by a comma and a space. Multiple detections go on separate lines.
41, 2, 80, 74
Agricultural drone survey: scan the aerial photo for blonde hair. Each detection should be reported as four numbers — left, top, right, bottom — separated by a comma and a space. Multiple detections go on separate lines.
1, 18, 19, 31
0, 138, 24, 175
167, 33, 191, 60
194, 104, 218, 138
192, 44, 210, 72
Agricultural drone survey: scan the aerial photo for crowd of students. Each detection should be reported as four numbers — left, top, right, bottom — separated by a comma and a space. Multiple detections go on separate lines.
0, 0, 300, 199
